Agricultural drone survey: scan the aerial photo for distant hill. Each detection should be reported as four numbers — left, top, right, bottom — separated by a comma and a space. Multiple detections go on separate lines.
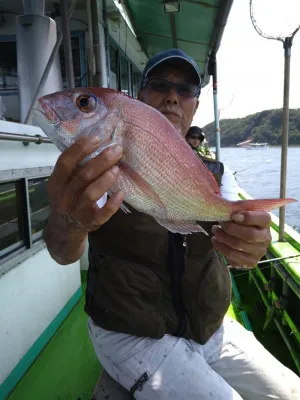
202, 109, 300, 147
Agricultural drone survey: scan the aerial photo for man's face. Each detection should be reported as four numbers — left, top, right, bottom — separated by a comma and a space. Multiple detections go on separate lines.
137, 63, 199, 137
187, 135, 201, 149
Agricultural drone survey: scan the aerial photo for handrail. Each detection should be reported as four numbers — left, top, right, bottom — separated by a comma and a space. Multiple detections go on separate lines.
0, 132, 52, 144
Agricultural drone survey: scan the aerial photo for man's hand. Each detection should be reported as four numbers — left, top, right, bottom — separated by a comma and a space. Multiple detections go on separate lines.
44, 135, 124, 264
48, 135, 124, 231
211, 211, 272, 269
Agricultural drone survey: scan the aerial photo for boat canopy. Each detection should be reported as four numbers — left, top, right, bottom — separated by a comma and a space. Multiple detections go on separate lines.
124, 0, 234, 85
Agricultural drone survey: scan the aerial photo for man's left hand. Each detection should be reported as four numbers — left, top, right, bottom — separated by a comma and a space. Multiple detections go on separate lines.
211, 211, 272, 269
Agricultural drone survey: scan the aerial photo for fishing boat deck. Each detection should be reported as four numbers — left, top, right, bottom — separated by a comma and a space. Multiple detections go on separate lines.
7, 272, 100, 400
6, 205, 300, 399
7, 271, 243, 400
7, 200, 300, 400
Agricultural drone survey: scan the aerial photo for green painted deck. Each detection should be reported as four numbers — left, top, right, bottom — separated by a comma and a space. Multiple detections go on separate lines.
8, 273, 101, 400
231, 268, 298, 374
7, 272, 242, 400
8, 261, 298, 400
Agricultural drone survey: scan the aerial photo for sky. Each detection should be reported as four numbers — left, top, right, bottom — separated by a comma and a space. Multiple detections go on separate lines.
193, 0, 300, 128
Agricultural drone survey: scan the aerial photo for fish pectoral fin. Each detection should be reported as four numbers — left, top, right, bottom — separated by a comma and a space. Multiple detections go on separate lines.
119, 161, 166, 214
120, 202, 131, 214
106, 190, 132, 214
155, 218, 208, 235
97, 119, 124, 154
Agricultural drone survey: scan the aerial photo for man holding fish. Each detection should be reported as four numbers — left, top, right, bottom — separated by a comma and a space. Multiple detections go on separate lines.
38, 49, 299, 399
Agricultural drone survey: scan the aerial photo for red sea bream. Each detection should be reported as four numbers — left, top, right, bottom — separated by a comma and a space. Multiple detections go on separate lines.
33, 87, 296, 234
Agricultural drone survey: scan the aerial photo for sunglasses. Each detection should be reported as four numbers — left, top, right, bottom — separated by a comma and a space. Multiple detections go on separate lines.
141, 78, 201, 98
189, 136, 201, 140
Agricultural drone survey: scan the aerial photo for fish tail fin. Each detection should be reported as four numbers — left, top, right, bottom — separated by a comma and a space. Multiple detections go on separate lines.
233, 198, 296, 213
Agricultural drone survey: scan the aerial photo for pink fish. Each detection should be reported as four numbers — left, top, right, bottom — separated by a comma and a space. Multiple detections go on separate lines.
33, 88, 296, 234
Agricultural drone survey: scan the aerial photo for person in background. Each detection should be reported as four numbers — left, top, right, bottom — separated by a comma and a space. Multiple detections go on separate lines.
186, 125, 212, 158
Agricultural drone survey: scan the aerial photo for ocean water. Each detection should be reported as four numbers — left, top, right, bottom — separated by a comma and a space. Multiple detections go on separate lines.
220, 147, 300, 231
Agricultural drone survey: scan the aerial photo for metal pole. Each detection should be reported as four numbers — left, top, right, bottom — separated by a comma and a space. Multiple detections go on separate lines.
279, 38, 291, 241
102, 0, 111, 88
90, 0, 102, 86
60, 0, 75, 89
212, 56, 221, 161
22, 0, 45, 15
0, 132, 52, 144
24, 0, 77, 124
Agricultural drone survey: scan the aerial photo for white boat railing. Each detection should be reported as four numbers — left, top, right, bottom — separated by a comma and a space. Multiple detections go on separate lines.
0, 131, 52, 144
0, 120, 52, 144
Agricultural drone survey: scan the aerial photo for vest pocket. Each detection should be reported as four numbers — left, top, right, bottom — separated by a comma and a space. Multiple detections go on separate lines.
188, 250, 231, 344
91, 255, 166, 338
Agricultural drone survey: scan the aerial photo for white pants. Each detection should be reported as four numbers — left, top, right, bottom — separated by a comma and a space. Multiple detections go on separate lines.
88, 317, 300, 399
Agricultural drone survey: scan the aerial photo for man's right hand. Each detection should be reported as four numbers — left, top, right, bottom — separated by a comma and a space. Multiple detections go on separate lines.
43, 135, 124, 264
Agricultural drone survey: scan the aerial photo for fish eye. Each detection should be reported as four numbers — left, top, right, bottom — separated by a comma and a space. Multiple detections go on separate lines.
76, 94, 96, 113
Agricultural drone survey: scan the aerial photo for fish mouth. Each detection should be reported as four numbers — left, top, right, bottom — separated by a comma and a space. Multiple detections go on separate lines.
32, 102, 60, 140
33, 100, 60, 124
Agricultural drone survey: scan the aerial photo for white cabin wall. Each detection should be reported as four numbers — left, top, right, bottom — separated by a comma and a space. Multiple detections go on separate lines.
0, 121, 60, 169
0, 95, 19, 121
80, 239, 89, 270
0, 249, 80, 384
0, 120, 82, 388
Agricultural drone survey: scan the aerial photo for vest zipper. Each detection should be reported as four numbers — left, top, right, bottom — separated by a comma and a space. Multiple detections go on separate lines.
168, 232, 187, 337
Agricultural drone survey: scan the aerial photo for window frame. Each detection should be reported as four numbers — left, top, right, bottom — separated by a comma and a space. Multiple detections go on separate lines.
60, 30, 87, 88
0, 30, 87, 98
0, 34, 18, 95
109, 38, 143, 97
28, 176, 51, 243
0, 166, 53, 275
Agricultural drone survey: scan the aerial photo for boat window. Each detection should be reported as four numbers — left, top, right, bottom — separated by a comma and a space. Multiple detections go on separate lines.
110, 45, 119, 90
0, 41, 18, 92
120, 54, 129, 95
59, 35, 87, 88
28, 177, 50, 240
0, 181, 24, 258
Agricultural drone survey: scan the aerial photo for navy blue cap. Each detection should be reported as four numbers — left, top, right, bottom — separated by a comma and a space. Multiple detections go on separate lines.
141, 48, 201, 87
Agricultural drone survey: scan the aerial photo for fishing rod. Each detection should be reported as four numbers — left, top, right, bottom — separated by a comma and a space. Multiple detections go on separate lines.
229, 254, 300, 277
233, 159, 272, 175
258, 254, 300, 265
249, 0, 300, 241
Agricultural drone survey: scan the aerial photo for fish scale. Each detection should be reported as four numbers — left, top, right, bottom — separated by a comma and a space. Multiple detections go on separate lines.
33, 87, 296, 234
